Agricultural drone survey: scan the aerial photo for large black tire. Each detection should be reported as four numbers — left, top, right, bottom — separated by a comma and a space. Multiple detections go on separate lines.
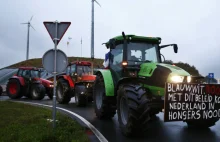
6, 79, 23, 99
93, 74, 116, 119
117, 83, 151, 137
0, 85, 2, 96
56, 78, 71, 104
186, 118, 219, 129
75, 85, 88, 107
47, 90, 53, 100
30, 83, 46, 100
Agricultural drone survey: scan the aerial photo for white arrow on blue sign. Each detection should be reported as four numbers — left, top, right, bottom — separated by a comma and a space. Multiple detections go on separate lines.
208, 73, 214, 78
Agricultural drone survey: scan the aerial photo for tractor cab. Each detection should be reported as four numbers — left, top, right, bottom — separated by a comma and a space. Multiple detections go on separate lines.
16, 67, 41, 81
103, 32, 178, 83
66, 61, 95, 83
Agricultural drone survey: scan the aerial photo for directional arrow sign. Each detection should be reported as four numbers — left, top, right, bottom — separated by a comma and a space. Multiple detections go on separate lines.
43, 21, 71, 45
208, 73, 214, 79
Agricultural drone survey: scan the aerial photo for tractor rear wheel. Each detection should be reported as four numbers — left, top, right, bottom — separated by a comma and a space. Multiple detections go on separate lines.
117, 83, 151, 137
93, 74, 116, 119
30, 83, 46, 100
186, 118, 219, 128
56, 78, 71, 104
0, 85, 3, 96
75, 85, 87, 107
6, 79, 23, 99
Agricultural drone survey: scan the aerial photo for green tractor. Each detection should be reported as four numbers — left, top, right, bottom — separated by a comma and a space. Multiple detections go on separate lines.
93, 32, 219, 136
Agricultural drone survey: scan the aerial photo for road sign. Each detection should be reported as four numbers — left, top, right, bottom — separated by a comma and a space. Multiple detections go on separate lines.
42, 49, 68, 74
43, 20, 70, 129
43, 21, 71, 45
208, 73, 214, 79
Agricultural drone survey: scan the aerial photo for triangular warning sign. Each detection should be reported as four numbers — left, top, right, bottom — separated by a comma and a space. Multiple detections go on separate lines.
43, 21, 71, 45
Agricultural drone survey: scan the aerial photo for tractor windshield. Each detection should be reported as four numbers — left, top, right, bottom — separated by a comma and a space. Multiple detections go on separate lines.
76, 65, 92, 76
127, 42, 159, 65
31, 70, 40, 78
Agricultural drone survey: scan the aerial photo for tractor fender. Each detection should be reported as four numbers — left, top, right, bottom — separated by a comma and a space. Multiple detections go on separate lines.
58, 75, 74, 88
95, 69, 114, 96
9, 76, 25, 86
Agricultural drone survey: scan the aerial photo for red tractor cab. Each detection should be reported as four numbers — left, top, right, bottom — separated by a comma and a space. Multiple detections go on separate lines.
6, 67, 54, 100
56, 61, 96, 106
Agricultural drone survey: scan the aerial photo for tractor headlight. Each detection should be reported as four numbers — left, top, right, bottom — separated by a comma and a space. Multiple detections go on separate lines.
86, 83, 89, 88
170, 75, 184, 83
50, 84, 54, 87
187, 76, 192, 83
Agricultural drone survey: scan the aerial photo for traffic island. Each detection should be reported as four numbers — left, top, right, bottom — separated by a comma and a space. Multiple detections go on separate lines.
0, 101, 89, 142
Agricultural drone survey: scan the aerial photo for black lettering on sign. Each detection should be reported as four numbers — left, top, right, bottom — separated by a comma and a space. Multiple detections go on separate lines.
164, 83, 220, 122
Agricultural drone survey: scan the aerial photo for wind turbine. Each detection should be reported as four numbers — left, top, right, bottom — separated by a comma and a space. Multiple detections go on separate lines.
91, 0, 101, 60
21, 15, 35, 60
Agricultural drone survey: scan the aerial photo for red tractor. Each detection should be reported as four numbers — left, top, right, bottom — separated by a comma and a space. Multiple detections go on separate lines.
6, 67, 54, 100
56, 61, 96, 106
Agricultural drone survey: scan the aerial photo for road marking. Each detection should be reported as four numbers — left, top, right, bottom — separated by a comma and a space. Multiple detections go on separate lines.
14, 101, 108, 142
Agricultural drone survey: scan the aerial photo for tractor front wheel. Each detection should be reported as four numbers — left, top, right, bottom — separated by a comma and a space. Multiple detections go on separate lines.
56, 78, 71, 104
93, 74, 116, 119
117, 83, 151, 137
186, 118, 219, 128
6, 79, 23, 99
75, 85, 87, 107
47, 89, 53, 100
30, 83, 46, 100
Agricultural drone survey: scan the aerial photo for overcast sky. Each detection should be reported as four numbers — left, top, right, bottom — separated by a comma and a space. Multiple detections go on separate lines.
0, 0, 219, 78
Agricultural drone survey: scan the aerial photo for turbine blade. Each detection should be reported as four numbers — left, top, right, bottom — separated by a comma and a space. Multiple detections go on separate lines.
94, 0, 101, 7
30, 15, 34, 22
21, 23, 28, 24
30, 24, 36, 31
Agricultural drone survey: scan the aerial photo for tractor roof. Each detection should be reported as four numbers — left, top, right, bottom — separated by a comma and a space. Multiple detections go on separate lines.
104, 34, 161, 48
18, 67, 39, 70
70, 61, 91, 66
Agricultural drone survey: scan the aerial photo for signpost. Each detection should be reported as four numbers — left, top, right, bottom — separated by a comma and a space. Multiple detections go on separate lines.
42, 21, 71, 128
164, 82, 220, 122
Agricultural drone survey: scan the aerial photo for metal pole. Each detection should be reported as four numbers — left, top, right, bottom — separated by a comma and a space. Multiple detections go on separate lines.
91, 0, 94, 74
81, 37, 82, 57
52, 20, 58, 128
26, 23, 30, 60
91, 0, 94, 60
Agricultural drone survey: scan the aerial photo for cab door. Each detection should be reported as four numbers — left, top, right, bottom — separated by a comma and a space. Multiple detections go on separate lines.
69, 64, 77, 83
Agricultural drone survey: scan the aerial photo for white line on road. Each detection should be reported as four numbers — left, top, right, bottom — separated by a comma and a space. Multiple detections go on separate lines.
14, 101, 108, 142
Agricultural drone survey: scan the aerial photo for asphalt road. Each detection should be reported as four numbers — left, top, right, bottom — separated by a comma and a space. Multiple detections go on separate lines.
1, 95, 220, 142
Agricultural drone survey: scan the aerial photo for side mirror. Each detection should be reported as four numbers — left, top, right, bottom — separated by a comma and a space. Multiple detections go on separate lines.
173, 44, 178, 53
109, 39, 116, 49
160, 54, 165, 62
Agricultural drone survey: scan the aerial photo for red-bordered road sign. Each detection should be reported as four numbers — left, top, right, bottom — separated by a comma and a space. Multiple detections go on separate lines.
43, 21, 71, 45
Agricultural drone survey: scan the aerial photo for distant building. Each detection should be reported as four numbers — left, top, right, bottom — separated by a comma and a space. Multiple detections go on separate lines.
218, 79, 220, 84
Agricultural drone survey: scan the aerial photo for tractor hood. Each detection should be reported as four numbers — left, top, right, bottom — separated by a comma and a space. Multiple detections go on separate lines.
80, 75, 96, 82
138, 62, 191, 86
33, 78, 53, 88
138, 62, 191, 96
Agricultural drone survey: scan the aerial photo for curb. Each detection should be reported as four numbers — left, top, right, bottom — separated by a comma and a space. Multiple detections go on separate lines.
11, 101, 108, 142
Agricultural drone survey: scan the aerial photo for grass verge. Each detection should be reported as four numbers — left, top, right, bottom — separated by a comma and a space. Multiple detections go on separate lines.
0, 101, 89, 142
